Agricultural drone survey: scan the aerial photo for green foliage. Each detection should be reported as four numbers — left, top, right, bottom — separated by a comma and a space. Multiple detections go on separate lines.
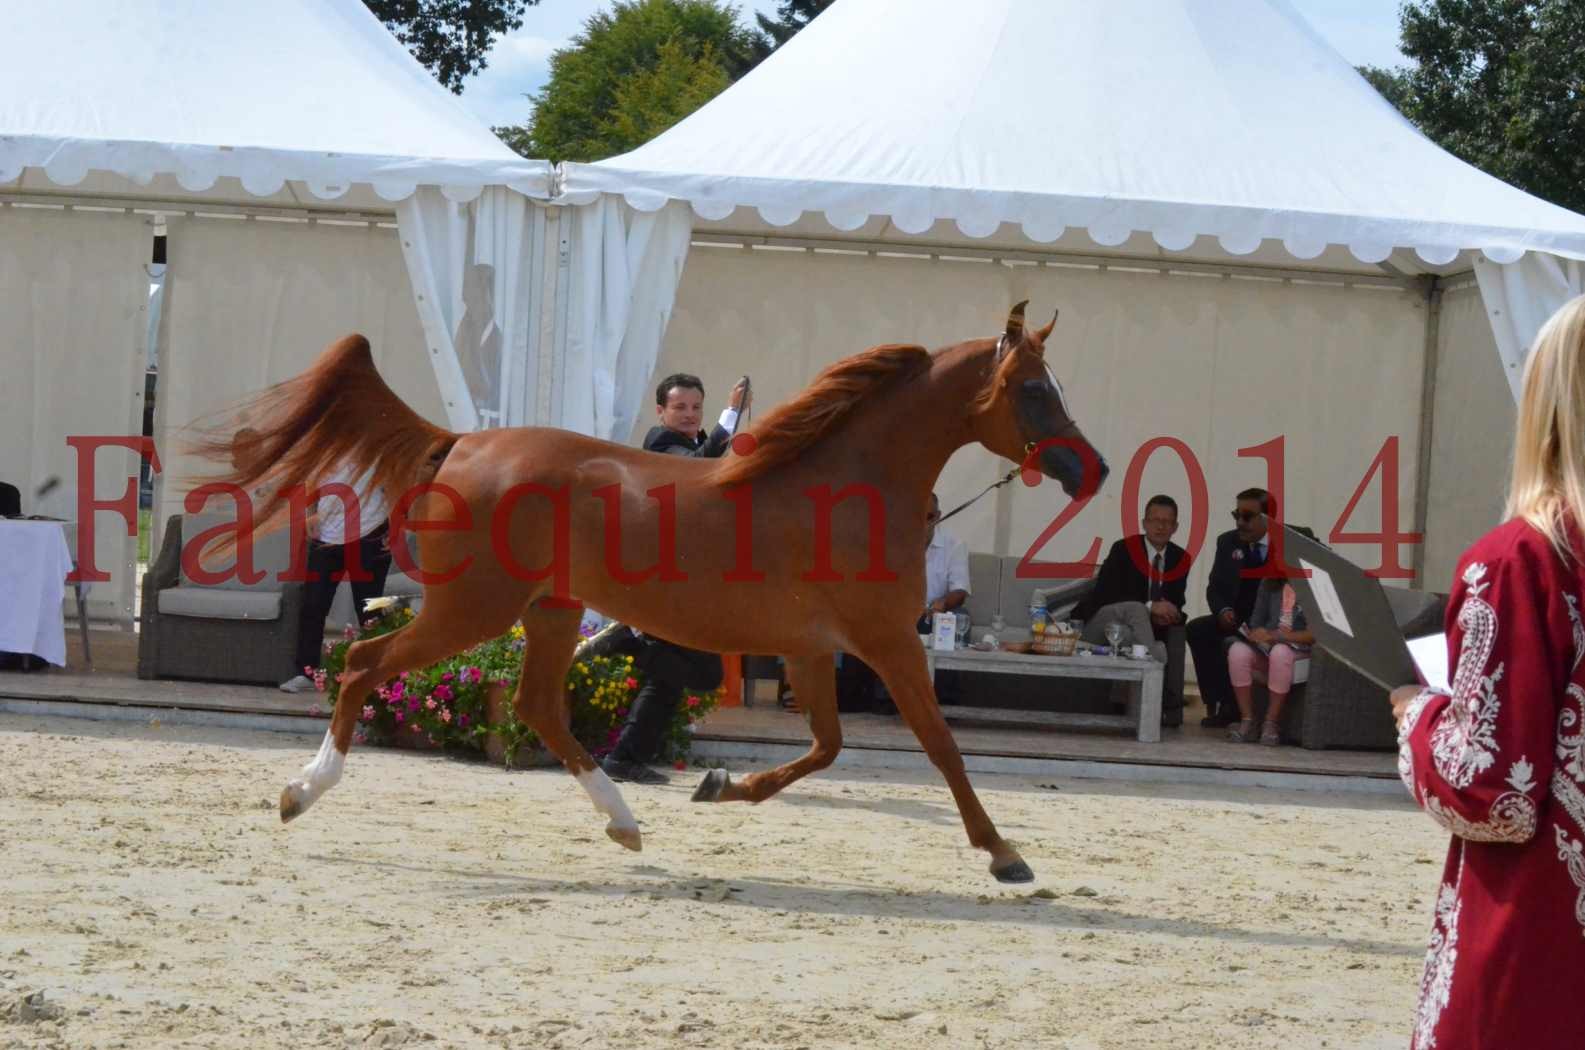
499, 0, 756, 162
1359, 0, 1585, 213
365, 0, 540, 93
316, 602, 722, 769
750, 0, 836, 62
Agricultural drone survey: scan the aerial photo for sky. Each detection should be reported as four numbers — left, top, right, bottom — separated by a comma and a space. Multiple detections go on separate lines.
458, 0, 1411, 130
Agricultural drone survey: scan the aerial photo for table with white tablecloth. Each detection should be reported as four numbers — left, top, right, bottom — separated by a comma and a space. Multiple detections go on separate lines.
0, 520, 77, 666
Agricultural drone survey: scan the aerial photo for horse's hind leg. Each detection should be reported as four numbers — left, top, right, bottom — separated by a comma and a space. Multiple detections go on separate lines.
279, 599, 516, 823
692, 653, 842, 805
865, 637, 1032, 884
515, 601, 642, 852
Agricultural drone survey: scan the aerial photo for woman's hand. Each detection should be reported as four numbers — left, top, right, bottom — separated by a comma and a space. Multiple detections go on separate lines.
729, 378, 751, 413
1390, 684, 1423, 728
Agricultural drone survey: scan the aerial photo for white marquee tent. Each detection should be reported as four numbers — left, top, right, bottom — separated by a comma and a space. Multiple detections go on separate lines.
557, 0, 1585, 598
8, 0, 1585, 629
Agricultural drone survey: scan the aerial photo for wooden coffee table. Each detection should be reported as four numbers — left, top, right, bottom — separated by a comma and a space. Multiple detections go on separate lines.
925, 647, 1165, 743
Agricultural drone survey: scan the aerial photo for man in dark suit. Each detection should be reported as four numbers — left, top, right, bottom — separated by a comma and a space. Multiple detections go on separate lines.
1187, 488, 1272, 728
595, 372, 750, 784
1069, 494, 1191, 725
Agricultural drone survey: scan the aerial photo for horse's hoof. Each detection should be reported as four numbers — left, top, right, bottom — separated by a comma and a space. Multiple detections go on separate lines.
991, 858, 1035, 884
691, 768, 731, 803
279, 782, 310, 824
605, 822, 643, 852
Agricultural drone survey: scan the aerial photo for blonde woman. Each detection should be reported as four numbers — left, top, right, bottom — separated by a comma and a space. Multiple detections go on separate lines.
1390, 293, 1585, 1049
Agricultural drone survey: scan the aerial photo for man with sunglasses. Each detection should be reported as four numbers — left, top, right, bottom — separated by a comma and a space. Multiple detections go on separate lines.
1187, 488, 1273, 728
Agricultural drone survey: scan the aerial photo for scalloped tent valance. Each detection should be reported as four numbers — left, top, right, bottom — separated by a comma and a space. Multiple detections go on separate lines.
559, 0, 1585, 269
0, 0, 552, 206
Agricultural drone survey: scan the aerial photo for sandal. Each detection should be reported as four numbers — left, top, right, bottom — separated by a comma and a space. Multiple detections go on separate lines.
1259, 720, 1282, 747
1226, 718, 1259, 743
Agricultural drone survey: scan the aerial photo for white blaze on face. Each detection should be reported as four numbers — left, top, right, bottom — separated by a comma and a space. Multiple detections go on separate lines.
575, 768, 638, 833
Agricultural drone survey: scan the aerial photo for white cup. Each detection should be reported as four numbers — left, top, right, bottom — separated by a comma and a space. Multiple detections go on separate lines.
1131, 644, 1150, 659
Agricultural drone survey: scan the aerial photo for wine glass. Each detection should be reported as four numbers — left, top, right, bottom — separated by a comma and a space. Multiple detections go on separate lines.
1104, 621, 1127, 657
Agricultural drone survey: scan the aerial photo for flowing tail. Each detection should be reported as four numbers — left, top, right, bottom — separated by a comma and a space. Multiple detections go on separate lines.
187, 334, 458, 547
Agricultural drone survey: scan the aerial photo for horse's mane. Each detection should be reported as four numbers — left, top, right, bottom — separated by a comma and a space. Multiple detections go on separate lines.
712, 343, 932, 485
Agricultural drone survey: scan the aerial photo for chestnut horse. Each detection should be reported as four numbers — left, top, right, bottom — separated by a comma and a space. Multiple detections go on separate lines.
207, 302, 1107, 883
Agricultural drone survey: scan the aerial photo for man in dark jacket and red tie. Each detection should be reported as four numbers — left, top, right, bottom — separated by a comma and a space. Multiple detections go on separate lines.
1070, 495, 1191, 725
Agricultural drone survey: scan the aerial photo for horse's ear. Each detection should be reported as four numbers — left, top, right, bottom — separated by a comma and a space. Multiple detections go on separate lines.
1033, 309, 1058, 350
1004, 300, 1029, 345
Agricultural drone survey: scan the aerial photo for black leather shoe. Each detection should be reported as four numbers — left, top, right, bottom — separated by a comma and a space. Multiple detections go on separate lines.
600, 756, 669, 785
1161, 705, 1183, 728
1200, 707, 1239, 728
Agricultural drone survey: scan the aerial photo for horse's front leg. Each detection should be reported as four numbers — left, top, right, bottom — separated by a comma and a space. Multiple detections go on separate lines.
862, 633, 1033, 883
691, 653, 842, 804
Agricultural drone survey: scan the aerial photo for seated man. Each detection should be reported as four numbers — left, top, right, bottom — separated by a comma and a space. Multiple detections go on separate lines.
1067, 494, 1190, 725
1186, 487, 1273, 728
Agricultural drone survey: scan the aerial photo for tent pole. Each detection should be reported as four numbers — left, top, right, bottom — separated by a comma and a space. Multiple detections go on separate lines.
1411, 275, 1443, 588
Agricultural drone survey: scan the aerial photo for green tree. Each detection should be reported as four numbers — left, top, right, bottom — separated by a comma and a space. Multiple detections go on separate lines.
750, 0, 836, 61
500, 0, 755, 162
365, 0, 541, 94
1359, 0, 1585, 214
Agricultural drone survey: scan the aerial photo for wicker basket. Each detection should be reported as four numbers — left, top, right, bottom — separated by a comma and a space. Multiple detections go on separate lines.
1034, 634, 1078, 656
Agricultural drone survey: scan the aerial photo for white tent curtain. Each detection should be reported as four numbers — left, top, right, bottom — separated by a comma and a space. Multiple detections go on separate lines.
156, 214, 444, 538
1474, 252, 1585, 401
0, 205, 150, 625
395, 187, 554, 431
558, 198, 694, 441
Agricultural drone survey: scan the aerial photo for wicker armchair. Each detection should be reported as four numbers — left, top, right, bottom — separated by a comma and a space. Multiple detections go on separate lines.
137, 513, 306, 685
1272, 586, 1448, 750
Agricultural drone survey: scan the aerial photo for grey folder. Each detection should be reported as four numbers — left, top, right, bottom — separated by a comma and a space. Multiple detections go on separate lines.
1270, 525, 1428, 692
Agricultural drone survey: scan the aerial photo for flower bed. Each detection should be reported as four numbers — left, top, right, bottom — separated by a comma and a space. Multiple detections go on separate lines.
311, 603, 721, 769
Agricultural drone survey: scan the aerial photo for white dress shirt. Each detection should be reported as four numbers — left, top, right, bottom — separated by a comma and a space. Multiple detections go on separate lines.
926, 527, 971, 605
314, 465, 388, 544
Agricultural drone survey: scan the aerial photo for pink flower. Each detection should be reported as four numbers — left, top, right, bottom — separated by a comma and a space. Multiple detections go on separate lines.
425, 698, 438, 711
441, 671, 454, 682
458, 715, 470, 728
464, 667, 483, 684
616, 707, 629, 719
624, 677, 637, 690
394, 711, 404, 723
411, 723, 421, 732
344, 625, 357, 640
308, 704, 323, 717
390, 682, 405, 700
361, 705, 375, 722
674, 760, 687, 771
440, 710, 452, 723
686, 696, 701, 709
434, 684, 453, 703
353, 729, 367, 745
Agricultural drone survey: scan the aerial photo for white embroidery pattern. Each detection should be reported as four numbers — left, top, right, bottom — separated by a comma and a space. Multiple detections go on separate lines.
1555, 826, 1585, 939
1556, 771, 1585, 836
1413, 877, 1462, 1049
1559, 684, 1585, 785
1567, 594, 1584, 672
1398, 688, 1439, 798
1431, 564, 1503, 789
1422, 758, 1537, 842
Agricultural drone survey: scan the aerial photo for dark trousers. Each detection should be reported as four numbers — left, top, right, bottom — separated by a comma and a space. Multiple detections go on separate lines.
1186, 614, 1236, 715
295, 523, 392, 674
610, 637, 723, 765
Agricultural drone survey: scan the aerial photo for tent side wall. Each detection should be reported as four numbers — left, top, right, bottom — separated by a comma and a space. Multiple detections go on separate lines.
649, 241, 1431, 618
0, 204, 152, 625
1420, 281, 1516, 591
154, 215, 443, 546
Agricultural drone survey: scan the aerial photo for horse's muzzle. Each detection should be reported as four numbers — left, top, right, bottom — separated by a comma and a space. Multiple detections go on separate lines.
1043, 445, 1109, 499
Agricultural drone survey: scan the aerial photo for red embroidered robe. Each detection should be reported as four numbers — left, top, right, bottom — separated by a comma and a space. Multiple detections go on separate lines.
1399, 520, 1585, 1049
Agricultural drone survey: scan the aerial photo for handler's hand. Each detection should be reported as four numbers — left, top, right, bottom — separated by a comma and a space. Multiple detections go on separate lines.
1150, 600, 1180, 626
729, 378, 751, 413
1390, 684, 1424, 729
1217, 610, 1237, 632
1248, 627, 1274, 646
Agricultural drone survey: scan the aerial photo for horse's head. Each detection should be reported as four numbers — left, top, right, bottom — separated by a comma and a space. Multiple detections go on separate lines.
971, 301, 1109, 499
